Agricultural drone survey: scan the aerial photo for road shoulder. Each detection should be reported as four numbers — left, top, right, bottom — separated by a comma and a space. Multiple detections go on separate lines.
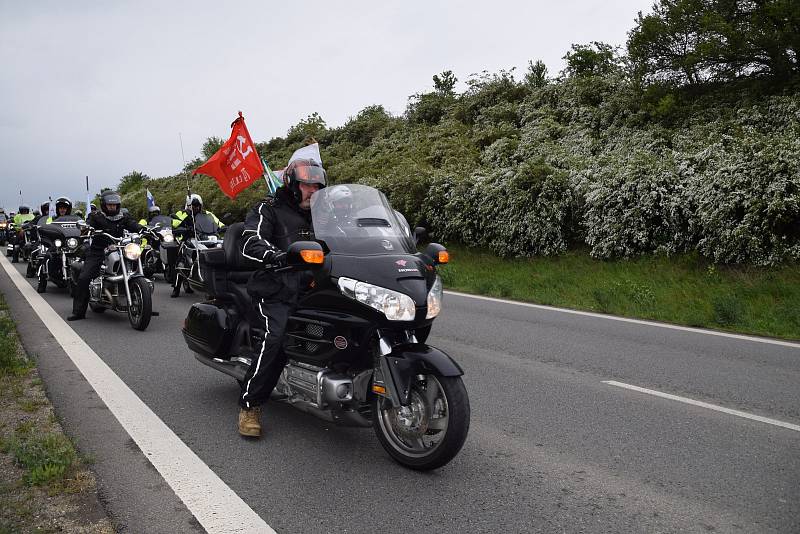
0, 261, 201, 533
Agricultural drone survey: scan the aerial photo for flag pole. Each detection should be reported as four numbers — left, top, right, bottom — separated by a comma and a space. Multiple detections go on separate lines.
85, 176, 91, 221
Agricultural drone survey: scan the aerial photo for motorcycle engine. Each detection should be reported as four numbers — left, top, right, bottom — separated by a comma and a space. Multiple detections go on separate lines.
279, 361, 354, 409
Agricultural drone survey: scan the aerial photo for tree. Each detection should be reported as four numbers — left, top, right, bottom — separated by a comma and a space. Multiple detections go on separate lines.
627, 0, 800, 85
118, 170, 149, 194
286, 112, 328, 144
433, 70, 458, 94
202, 136, 224, 159
524, 60, 549, 88
562, 42, 621, 78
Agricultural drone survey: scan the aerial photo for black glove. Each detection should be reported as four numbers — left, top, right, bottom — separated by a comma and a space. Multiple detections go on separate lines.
266, 251, 287, 267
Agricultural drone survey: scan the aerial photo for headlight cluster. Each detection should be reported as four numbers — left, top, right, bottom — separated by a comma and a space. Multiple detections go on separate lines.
54, 239, 63, 248
338, 277, 416, 321
124, 243, 142, 260
66, 237, 79, 249
426, 275, 443, 319
161, 230, 174, 243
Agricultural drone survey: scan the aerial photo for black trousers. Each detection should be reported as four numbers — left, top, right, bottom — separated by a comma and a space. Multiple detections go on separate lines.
239, 298, 293, 409
72, 249, 104, 316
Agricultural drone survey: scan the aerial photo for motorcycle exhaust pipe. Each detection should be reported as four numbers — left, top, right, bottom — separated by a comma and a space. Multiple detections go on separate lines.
193, 352, 248, 383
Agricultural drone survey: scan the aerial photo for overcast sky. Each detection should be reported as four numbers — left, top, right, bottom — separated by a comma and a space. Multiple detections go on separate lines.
0, 0, 651, 211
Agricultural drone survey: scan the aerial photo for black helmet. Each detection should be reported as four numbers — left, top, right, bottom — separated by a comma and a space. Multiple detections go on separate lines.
147, 205, 161, 217
40, 202, 49, 215
18, 205, 30, 214
100, 190, 122, 219
55, 196, 72, 216
283, 158, 326, 205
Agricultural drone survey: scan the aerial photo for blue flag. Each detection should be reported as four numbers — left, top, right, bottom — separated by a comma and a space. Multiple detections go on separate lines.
146, 189, 155, 209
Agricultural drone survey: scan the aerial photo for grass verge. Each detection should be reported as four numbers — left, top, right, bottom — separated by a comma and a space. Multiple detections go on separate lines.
438, 246, 800, 341
0, 293, 114, 533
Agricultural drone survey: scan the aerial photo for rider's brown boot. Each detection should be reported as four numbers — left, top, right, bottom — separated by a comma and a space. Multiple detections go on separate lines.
238, 407, 262, 438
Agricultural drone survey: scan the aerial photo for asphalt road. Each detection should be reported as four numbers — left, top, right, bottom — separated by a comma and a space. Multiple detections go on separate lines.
2, 260, 798, 533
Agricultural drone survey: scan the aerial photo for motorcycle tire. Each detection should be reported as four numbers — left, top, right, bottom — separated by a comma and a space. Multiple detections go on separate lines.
127, 277, 152, 331
25, 263, 35, 278
372, 374, 470, 471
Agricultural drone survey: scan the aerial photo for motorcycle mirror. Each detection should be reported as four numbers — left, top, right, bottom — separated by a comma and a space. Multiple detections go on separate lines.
286, 241, 324, 269
424, 243, 449, 265
413, 227, 427, 244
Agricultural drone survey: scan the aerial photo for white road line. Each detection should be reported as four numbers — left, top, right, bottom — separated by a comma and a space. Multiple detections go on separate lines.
445, 290, 800, 349
0, 254, 275, 534
603, 380, 800, 432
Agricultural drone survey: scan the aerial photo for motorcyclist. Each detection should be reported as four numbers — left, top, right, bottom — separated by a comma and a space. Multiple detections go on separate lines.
47, 197, 73, 222
172, 194, 225, 232
170, 194, 225, 298
138, 205, 162, 247
237, 158, 325, 438
67, 190, 143, 321
35, 197, 77, 292
36, 202, 50, 225
139, 205, 162, 226
11, 205, 34, 263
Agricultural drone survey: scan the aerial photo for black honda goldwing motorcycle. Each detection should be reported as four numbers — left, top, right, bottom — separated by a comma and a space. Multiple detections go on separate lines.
182, 184, 469, 470
31, 215, 85, 293
70, 226, 156, 331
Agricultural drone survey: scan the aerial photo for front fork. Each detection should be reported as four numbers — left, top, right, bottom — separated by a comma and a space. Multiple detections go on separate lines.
372, 330, 418, 408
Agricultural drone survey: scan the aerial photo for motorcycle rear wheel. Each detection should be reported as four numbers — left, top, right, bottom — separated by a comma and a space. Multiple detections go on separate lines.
127, 277, 152, 331
373, 374, 470, 471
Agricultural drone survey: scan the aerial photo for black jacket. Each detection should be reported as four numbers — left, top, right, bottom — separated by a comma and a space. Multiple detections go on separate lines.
241, 190, 313, 300
86, 211, 143, 251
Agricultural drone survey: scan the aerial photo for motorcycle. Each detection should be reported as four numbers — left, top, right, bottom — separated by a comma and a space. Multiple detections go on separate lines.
70, 226, 156, 331
31, 215, 85, 293
182, 184, 470, 470
0, 213, 8, 247
19, 220, 42, 274
141, 215, 178, 281
5, 222, 16, 257
173, 212, 224, 295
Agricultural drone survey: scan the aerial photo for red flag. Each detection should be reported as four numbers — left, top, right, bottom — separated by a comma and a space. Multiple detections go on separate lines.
193, 112, 264, 199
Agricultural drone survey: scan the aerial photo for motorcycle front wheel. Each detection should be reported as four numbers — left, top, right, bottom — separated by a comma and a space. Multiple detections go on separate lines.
127, 277, 152, 331
373, 374, 470, 471
25, 262, 35, 278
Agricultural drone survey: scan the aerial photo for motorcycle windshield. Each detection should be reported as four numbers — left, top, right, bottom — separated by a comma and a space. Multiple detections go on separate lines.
311, 184, 415, 255
148, 215, 173, 229
193, 213, 219, 237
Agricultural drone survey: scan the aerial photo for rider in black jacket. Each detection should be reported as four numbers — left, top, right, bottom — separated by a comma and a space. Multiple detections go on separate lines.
67, 190, 143, 321
236, 158, 325, 438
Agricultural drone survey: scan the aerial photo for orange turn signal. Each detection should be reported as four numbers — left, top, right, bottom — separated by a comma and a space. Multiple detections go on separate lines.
300, 249, 324, 264
437, 250, 449, 264
371, 384, 387, 395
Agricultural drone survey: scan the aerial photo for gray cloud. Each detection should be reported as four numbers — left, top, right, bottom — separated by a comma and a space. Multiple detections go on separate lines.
0, 0, 649, 209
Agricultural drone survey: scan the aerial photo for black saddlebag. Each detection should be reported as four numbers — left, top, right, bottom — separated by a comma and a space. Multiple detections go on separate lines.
182, 303, 237, 359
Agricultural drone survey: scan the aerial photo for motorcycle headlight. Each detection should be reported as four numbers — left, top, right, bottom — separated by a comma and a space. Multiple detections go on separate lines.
66, 237, 79, 249
161, 230, 174, 243
338, 277, 416, 321
124, 242, 142, 260
54, 239, 62, 248
426, 274, 443, 319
